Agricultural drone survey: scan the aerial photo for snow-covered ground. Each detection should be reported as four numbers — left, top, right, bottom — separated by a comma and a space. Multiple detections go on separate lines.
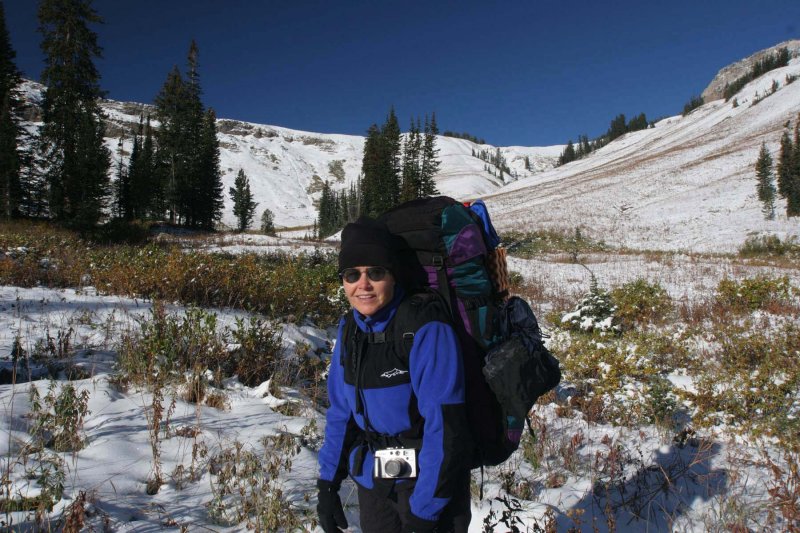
4, 43, 800, 532
488, 57, 800, 254
1, 238, 796, 531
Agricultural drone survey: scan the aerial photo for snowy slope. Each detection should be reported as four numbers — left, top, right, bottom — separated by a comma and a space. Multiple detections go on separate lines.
17, 80, 560, 230
488, 57, 800, 253
16, 42, 800, 252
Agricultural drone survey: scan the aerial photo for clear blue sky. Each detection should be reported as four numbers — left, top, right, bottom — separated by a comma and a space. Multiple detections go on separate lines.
4, 0, 799, 146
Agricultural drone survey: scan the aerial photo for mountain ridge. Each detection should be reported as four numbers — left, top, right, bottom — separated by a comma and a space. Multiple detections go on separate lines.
15, 41, 800, 250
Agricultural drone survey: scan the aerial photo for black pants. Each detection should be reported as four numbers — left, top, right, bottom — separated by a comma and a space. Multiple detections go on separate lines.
357, 472, 471, 533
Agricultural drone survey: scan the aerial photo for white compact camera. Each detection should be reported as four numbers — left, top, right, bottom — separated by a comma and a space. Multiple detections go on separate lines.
373, 447, 418, 479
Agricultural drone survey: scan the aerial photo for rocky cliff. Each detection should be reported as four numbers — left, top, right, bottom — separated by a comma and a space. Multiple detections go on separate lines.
701, 39, 800, 102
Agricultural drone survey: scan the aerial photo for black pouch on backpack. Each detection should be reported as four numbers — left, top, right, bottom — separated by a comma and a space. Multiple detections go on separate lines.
482, 297, 561, 421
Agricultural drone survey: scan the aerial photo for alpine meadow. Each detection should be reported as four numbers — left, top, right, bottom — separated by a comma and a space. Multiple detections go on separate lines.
1, 1, 800, 531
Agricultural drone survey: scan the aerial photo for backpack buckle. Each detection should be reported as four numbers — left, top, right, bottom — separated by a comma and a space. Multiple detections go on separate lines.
432, 256, 444, 269
368, 332, 386, 344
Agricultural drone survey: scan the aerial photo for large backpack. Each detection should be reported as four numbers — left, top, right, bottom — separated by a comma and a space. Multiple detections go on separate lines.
378, 196, 561, 467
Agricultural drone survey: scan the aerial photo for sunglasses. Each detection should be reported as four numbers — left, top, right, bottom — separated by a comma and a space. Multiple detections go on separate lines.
339, 266, 389, 284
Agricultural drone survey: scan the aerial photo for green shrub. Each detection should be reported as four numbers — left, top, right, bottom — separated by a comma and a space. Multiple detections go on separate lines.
716, 275, 793, 312
560, 281, 619, 334
692, 322, 800, 446
644, 375, 679, 427
118, 304, 289, 391
206, 437, 305, 530
551, 326, 691, 428
228, 316, 284, 387
0, 221, 346, 324
29, 381, 91, 452
610, 279, 672, 329
739, 234, 800, 258
502, 227, 607, 257
88, 219, 152, 244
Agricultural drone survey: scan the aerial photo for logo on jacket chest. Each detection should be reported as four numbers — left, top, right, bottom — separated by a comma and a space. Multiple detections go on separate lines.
380, 368, 409, 379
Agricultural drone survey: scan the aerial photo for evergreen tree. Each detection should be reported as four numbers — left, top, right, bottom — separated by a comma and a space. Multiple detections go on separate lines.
195, 108, 223, 229
608, 114, 627, 141
113, 137, 131, 219
384, 106, 402, 198
789, 118, 800, 217
419, 112, 440, 197
37, 0, 110, 228
0, 0, 23, 218
776, 128, 793, 199
628, 113, 648, 132
183, 40, 206, 227
260, 208, 275, 235
755, 143, 776, 220
359, 124, 382, 217
126, 119, 142, 214
153, 65, 187, 223
400, 118, 421, 202
346, 182, 359, 222
318, 179, 337, 237
229, 168, 257, 232
152, 41, 218, 227
139, 115, 156, 216
559, 140, 576, 165
360, 113, 400, 217
381, 107, 401, 208
127, 114, 156, 219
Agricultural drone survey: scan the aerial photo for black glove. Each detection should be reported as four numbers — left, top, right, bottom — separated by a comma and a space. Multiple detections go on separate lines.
402, 511, 438, 533
316, 479, 348, 533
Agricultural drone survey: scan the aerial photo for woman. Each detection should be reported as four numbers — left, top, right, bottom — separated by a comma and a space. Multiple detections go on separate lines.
316, 216, 473, 533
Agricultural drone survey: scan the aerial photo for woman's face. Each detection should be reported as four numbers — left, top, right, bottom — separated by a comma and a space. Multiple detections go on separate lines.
341, 266, 395, 317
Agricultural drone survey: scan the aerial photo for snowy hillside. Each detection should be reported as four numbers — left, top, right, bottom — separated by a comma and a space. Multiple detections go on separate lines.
4, 42, 800, 533
488, 53, 800, 253
17, 80, 560, 230
16, 41, 800, 251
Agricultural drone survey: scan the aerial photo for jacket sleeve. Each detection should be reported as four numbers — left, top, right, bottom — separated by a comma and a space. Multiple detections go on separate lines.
407, 320, 470, 521
318, 317, 360, 485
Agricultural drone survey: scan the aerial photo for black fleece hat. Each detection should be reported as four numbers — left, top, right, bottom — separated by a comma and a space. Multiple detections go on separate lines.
338, 216, 394, 272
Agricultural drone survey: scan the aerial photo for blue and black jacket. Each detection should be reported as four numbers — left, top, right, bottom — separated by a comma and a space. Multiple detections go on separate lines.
318, 287, 472, 522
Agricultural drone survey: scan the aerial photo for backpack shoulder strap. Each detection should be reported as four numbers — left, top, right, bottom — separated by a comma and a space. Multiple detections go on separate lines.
393, 289, 453, 356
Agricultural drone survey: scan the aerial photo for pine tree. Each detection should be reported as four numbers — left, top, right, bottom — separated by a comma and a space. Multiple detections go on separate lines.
127, 114, 155, 220
229, 168, 257, 232
381, 108, 401, 208
153, 65, 187, 223
608, 114, 627, 141
260, 208, 275, 235
140, 115, 156, 216
126, 118, 142, 215
360, 121, 398, 217
195, 108, 223, 229
789, 117, 800, 217
113, 137, 131, 219
400, 118, 421, 202
37, 0, 110, 228
755, 143, 776, 220
559, 140, 576, 165
776, 128, 793, 199
183, 40, 206, 227
346, 182, 359, 222
419, 113, 440, 197
0, 0, 23, 218
318, 179, 337, 237
152, 41, 217, 227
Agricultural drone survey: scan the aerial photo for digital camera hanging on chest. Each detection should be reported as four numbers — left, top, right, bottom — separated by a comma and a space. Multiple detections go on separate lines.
373, 447, 418, 479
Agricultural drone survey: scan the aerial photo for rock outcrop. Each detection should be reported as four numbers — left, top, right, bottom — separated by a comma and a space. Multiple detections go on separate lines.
701, 39, 800, 102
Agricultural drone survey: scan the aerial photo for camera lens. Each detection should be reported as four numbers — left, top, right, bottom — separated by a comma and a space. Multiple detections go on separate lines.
384, 459, 405, 478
